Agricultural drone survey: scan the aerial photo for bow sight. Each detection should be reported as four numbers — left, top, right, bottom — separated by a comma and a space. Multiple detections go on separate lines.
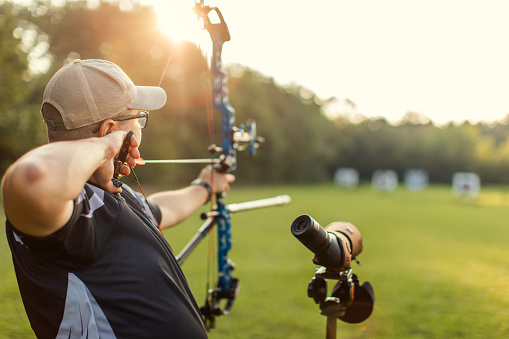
207, 119, 263, 174
291, 215, 374, 339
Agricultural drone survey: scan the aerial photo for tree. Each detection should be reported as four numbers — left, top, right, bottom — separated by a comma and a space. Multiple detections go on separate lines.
0, 1, 47, 172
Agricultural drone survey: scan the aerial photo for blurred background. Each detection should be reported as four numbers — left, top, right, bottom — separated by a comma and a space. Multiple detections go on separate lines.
1, 1, 509, 338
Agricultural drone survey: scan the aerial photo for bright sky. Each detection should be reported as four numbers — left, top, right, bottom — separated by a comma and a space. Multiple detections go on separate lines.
146, 0, 509, 125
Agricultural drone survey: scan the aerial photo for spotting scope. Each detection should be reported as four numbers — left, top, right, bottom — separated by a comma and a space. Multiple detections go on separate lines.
291, 214, 362, 270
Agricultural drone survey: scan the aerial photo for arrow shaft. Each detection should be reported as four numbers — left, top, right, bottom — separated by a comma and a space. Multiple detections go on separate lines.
142, 159, 221, 164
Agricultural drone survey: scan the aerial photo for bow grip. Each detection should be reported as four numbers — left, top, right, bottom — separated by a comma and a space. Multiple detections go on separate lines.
112, 130, 134, 188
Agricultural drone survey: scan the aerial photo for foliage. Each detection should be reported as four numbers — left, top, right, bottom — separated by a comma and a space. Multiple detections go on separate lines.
0, 1, 47, 172
0, 2, 28, 108
331, 118, 509, 184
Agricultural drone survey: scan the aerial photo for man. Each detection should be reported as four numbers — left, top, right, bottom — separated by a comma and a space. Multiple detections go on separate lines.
2, 59, 234, 338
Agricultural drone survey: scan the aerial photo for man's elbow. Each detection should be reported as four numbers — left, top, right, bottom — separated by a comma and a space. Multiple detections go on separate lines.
3, 160, 47, 194
2, 161, 49, 215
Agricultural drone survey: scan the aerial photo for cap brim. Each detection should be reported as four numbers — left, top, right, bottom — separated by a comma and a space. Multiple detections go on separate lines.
129, 86, 167, 111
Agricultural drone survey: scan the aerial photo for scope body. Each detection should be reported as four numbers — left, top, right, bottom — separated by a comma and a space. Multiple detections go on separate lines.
291, 215, 362, 270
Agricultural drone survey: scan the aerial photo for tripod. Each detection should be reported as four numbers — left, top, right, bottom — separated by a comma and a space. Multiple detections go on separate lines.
307, 267, 374, 339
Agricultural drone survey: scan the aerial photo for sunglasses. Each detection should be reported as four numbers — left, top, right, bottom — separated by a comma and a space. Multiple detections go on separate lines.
92, 111, 149, 133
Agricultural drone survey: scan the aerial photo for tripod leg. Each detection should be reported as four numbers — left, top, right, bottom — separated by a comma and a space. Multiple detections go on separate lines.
326, 316, 337, 339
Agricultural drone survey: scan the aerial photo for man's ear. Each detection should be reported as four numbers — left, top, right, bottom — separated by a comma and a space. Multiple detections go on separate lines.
98, 119, 118, 136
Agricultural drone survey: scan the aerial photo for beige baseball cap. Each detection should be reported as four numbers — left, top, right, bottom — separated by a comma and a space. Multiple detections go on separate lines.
42, 59, 167, 130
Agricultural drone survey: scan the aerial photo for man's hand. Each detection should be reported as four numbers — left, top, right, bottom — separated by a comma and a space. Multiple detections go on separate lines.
91, 131, 140, 193
197, 165, 236, 194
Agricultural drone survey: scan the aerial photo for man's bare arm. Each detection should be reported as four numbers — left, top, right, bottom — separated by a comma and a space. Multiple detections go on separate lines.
148, 166, 235, 229
1, 132, 138, 237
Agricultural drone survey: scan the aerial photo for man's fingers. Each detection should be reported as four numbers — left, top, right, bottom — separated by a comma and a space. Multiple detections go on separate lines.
99, 177, 122, 194
126, 148, 140, 167
118, 133, 139, 168
120, 165, 131, 176
130, 134, 139, 147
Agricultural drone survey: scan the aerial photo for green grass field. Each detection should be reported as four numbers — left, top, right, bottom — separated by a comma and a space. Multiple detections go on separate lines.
2, 184, 509, 338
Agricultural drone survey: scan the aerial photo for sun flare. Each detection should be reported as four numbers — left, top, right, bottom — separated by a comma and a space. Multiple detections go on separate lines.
151, 0, 202, 44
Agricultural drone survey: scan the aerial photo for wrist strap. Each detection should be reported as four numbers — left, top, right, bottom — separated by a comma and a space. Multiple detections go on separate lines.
191, 179, 211, 204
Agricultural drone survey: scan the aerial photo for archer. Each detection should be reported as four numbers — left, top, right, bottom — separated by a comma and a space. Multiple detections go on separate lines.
1, 59, 234, 338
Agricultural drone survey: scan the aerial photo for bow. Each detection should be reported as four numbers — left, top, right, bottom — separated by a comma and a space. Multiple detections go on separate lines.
177, 0, 262, 330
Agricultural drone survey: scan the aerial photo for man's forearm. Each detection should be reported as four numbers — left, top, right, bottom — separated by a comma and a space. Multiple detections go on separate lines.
148, 185, 209, 229
1, 137, 119, 236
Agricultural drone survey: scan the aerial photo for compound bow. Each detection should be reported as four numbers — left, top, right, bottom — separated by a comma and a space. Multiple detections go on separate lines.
170, 0, 288, 330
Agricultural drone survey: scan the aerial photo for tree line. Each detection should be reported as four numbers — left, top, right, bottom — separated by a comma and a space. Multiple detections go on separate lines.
2, 0, 509, 187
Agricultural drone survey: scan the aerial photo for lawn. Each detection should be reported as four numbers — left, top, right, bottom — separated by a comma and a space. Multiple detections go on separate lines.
1, 184, 508, 338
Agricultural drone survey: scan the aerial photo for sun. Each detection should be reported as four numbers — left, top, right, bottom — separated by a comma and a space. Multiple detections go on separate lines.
150, 0, 202, 44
